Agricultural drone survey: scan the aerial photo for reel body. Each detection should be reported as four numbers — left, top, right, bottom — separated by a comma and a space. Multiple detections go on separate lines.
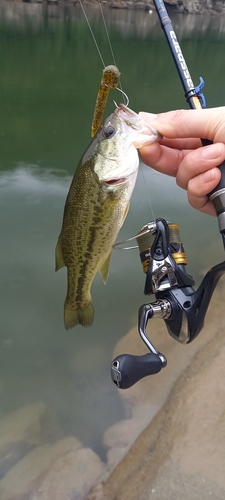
111, 218, 225, 389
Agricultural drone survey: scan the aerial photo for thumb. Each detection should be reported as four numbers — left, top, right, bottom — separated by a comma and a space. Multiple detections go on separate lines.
139, 107, 225, 143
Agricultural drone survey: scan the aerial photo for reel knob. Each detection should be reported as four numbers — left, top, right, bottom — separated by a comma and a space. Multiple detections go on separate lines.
111, 353, 163, 389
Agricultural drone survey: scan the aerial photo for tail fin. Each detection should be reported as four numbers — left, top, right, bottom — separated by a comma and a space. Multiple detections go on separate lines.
64, 301, 94, 329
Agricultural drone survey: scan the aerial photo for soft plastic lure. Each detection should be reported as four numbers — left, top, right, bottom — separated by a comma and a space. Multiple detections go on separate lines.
91, 65, 121, 137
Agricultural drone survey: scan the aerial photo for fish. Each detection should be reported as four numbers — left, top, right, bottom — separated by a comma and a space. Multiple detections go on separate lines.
55, 104, 161, 329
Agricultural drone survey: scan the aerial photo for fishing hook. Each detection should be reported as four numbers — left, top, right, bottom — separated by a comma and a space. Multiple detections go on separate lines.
114, 87, 130, 107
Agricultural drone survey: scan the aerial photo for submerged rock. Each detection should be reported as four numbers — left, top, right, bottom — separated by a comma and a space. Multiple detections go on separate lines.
0, 402, 46, 451
0, 401, 106, 500
0, 402, 60, 480
0, 437, 81, 500
32, 447, 106, 500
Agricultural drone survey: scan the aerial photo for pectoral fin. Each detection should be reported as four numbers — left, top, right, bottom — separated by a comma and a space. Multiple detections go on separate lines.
99, 252, 111, 284
123, 202, 130, 222
55, 234, 65, 271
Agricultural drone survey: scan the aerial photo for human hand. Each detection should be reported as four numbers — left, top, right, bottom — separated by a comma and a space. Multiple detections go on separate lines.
138, 108, 225, 216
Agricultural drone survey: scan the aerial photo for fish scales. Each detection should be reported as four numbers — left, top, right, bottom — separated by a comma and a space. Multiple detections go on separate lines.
55, 104, 161, 329
59, 158, 134, 328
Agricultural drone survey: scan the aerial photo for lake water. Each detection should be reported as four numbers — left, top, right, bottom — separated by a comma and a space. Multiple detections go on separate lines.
0, 1, 225, 497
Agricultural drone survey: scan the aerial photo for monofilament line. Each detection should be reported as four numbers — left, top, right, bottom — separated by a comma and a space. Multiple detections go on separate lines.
140, 163, 156, 222
79, 0, 127, 105
97, 0, 117, 68
78, 0, 105, 68
98, 0, 126, 103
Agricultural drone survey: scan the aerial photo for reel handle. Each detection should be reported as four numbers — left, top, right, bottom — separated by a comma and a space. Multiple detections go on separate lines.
111, 353, 163, 389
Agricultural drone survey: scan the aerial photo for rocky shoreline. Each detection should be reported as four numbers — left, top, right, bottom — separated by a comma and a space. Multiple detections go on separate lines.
87, 277, 225, 500
9, 0, 225, 15
79, 0, 225, 15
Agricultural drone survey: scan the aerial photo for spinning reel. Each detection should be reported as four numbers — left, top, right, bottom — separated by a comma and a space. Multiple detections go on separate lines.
111, 218, 225, 389
111, 1, 225, 390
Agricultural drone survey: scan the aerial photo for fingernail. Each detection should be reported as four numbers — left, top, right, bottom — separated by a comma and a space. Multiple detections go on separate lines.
202, 144, 222, 160
200, 168, 215, 184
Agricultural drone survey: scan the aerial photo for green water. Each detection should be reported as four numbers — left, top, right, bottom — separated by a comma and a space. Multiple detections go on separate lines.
0, 0, 225, 478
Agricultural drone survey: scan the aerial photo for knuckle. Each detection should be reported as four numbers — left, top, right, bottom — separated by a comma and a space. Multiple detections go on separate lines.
171, 109, 187, 123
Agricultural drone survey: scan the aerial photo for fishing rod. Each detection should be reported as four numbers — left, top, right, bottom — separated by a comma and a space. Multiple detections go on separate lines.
111, 3, 225, 389
153, 0, 225, 248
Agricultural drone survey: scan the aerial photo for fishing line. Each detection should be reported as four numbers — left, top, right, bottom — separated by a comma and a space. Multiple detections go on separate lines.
140, 163, 156, 222
78, 0, 105, 67
98, 0, 126, 104
79, 0, 126, 104
79, 0, 155, 216
97, 0, 117, 68
97, 1, 127, 104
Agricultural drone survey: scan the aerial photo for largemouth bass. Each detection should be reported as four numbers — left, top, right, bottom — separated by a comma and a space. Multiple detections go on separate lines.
55, 104, 160, 329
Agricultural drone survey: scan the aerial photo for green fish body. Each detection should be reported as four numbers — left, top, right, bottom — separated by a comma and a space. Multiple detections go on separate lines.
55, 105, 160, 329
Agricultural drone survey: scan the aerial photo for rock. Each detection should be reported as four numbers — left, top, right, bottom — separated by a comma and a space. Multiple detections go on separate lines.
108, 0, 151, 9
76, 0, 225, 14
106, 447, 128, 470
103, 419, 143, 470
94, 280, 225, 481
0, 402, 60, 479
0, 441, 32, 481
103, 419, 144, 450
0, 402, 46, 451
4, 0, 225, 15
87, 281, 225, 500
111, 280, 225, 442
32, 447, 106, 500
0, 437, 81, 500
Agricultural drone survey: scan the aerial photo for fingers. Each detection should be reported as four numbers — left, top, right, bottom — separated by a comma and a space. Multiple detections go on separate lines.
187, 169, 221, 216
139, 142, 185, 176
139, 139, 201, 176
176, 143, 225, 189
139, 107, 225, 143
140, 140, 198, 177
176, 143, 225, 216
138, 108, 225, 216
160, 137, 201, 150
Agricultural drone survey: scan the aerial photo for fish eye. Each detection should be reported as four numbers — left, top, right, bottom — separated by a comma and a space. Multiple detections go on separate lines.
103, 125, 116, 139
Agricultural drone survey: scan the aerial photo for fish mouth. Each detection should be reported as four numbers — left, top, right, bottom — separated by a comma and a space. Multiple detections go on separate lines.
115, 103, 137, 118
115, 102, 161, 147
104, 177, 127, 185
115, 104, 140, 129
